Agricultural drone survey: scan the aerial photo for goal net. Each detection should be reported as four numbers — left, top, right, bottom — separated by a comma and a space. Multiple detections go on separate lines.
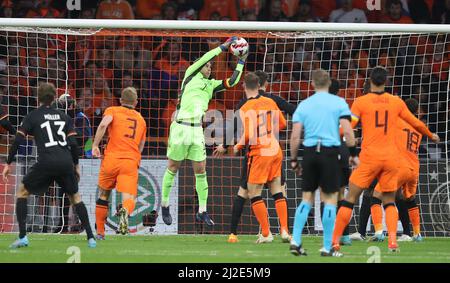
0, 21, 448, 237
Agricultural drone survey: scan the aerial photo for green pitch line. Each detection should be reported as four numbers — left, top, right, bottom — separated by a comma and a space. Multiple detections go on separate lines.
0, 234, 449, 263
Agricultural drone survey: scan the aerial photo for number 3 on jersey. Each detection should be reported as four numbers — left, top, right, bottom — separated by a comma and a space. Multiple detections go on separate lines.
41, 121, 67, 147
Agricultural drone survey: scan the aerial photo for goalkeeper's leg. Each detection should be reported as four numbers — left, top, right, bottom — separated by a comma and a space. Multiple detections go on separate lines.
161, 159, 181, 225
192, 160, 214, 226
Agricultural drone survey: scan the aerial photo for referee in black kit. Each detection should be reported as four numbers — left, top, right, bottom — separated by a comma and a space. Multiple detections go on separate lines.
288, 69, 358, 257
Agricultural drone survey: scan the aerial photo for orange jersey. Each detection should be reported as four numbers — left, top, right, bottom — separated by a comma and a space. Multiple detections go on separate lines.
237, 95, 287, 157
351, 92, 432, 161
396, 118, 422, 172
103, 106, 147, 162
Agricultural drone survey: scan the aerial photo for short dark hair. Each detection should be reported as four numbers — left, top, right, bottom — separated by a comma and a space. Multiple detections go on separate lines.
405, 98, 419, 114
363, 79, 371, 94
244, 72, 260, 90
38, 83, 56, 105
370, 66, 388, 87
254, 70, 269, 87
329, 79, 340, 95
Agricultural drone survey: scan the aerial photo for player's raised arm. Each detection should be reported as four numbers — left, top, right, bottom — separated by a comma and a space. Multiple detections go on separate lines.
0, 110, 16, 135
211, 49, 247, 94
92, 110, 113, 158
182, 36, 238, 81
398, 97, 440, 143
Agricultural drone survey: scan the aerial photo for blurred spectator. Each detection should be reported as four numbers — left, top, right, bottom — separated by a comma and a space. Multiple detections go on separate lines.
79, 7, 97, 19
25, 0, 64, 18
0, 0, 13, 17
176, 0, 203, 20
154, 39, 189, 79
408, 0, 431, 23
96, 0, 135, 19
432, 0, 450, 24
136, 0, 167, 19
295, 0, 321, 22
200, 0, 238, 20
281, 0, 300, 18
160, 2, 178, 20
241, 9, 258, 21
329, 0, 367, 23
259, 0, 289, 21
381, 0, 413, 23
113, 71, 137, 99
238, 0, 263, 18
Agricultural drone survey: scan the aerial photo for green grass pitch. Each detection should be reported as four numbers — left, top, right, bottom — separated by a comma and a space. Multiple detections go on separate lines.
0, 234, 449, 263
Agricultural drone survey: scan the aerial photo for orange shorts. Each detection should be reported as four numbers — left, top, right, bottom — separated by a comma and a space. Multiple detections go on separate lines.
349, 158, 398, 192
400, 169, 418, 199
246, 150, 282, 185
98, 156, 139, 196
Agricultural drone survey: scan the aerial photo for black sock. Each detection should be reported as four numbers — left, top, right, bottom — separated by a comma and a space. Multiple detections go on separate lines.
74, 202, 94, 240
358, 195, 371, 237
396, 198, 411, 236
338, 200, 350, 236
16, 198, 28, 239
230, 195, 246, 235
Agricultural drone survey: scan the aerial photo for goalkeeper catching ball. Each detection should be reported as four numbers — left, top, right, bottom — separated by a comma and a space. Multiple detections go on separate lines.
161, 36, 247, 226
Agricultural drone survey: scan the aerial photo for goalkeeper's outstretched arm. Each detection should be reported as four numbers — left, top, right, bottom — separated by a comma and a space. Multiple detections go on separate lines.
182, 36, 239, 82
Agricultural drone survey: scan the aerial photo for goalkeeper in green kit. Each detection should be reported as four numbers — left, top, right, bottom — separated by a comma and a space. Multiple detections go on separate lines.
161, 36, 247, 226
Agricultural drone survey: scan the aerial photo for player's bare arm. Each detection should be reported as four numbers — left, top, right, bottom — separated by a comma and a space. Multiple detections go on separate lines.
92, 115, 113, 158
289, 122, 302, 175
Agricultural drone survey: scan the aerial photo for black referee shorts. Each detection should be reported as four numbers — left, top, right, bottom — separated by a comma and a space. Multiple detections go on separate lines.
239, 153, 286, 190
301, 146, 340, 194
22, 160, 79, 196
338, 143, 351, 188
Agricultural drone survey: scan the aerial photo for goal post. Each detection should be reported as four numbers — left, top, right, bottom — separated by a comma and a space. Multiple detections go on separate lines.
0, 19, 448, 237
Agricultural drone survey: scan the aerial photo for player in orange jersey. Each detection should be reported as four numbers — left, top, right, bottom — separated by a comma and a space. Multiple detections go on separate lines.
233, 72, 287, 244
370, 98, 425, 242
332, 66, 440, 253
92, 87, 147, 238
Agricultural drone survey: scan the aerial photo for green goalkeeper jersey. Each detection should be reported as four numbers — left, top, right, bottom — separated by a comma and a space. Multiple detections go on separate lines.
176, 46, 245, 123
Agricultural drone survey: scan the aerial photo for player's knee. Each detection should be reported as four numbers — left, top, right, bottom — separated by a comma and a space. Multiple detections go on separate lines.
68, 193, 81, 205
17, 183, 29, 198
98, 187, 111, 200
371, 196, 382, 206
237, 187, 248, 199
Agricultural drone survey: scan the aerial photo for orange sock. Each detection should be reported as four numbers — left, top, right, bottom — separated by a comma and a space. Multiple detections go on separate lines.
384, 204, 398, 245
122, 198, 136, 215
408, 207, 421, 236
332, 205, 353, 245
370, 204, 383, 233
95, 199, 109, 236
275, 198, 288, 232
251, 198, 270, 237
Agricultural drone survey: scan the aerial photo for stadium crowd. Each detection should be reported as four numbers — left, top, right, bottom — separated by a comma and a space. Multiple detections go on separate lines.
0, 0, 448, 159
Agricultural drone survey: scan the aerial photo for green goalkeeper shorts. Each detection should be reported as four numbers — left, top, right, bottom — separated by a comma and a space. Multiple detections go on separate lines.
166, 121, 206, 162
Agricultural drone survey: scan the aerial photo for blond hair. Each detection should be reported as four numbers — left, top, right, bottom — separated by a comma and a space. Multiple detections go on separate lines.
121, 87, 138, 104
312, 69, 331, 89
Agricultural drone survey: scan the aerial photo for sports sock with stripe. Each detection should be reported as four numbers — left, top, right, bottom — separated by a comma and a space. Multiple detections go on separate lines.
95, 198, 109, 236
406, 199, 421, 236
273, 193, 288, 233
251, 196, 270, 237
396, 198, 411, 236
230, 195, 246, 234
292, 201, 311, 246
322, 203, 337, 252
370, 196, 383, 233
195, 173, 209, 213
332, 201, 354, 245
162, 169, 176, 207
384, 203, 399, 245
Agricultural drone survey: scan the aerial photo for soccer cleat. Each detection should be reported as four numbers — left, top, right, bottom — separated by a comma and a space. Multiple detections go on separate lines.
397, 234, 413, 242
96, 234, 105, 241
388, 242, 400, 253
369, 231, 385, 242
256, 232, 274, 244
290, 244, 307, 256
9, 236, 29, 249
227, 233, 239, 243
161, 206, 172, 225
88, 238, 97, 248
118, 207, 129, 235
349, 232, 366, 241
340, 235, 352, 246
412, 234, 423, 242
196, 211, 215, 226
320, 247, 343, 257
280, 229, 292, 243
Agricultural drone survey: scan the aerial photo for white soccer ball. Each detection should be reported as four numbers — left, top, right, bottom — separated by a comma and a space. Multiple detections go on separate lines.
230, 37, 249, 58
